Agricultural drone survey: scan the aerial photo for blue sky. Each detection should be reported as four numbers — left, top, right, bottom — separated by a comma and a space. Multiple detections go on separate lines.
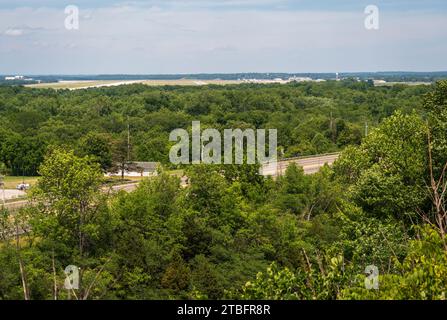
1, 0, 447, 11
0, 0, 446, 74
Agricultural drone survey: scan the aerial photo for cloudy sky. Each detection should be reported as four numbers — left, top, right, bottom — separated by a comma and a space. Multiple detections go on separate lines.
0, 0, 446, 74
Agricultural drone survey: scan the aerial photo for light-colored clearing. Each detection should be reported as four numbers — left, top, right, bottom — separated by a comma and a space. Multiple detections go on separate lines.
374, 81, 432, 87
1, 176, 39, 189
26, 79, 245, 90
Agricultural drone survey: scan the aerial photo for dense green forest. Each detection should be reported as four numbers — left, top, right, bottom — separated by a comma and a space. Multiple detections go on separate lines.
1, 80, 447, 300
0, 81, 430, 175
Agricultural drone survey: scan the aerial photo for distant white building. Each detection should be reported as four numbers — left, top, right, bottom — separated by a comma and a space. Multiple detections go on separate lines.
5, 75, 25, 81
288, 76, 312, 82
107, 161, 160, 178
373, 80, 387, 85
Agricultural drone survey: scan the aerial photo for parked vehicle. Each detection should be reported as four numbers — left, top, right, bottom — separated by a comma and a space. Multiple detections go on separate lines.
16, 183, 30, 191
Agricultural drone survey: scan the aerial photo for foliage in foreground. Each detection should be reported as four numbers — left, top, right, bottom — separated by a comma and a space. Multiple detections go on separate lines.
1, 81, 447, 300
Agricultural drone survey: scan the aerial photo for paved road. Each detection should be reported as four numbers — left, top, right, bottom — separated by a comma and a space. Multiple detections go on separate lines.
1, 189, 26, 201
3, 183, 141, 212
3, 199, 28, 211
4, 154, 339, 211
260, 153, 339, 176
107, 183, 139, 193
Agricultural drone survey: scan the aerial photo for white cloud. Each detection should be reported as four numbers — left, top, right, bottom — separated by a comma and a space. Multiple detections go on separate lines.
0, 4, 446, 73
4, 28, 23, 36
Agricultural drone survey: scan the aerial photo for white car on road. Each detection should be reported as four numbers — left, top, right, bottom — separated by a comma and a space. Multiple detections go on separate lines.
16, 183, 30, 191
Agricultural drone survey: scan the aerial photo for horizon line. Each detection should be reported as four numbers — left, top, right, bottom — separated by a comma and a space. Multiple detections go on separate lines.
2, 71, 447, 77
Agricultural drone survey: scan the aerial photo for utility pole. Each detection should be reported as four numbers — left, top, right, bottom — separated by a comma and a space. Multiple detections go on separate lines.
330, 112, 336, 143
127, 116, 130, 162
0, 175, 5, 207
365, 121, 369, 137
330, 112, 333, 131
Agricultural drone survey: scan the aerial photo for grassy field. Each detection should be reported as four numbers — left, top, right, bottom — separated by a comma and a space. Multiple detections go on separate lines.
1, 176, 39, 189
1, 175, 143, 189
140, 79, 242, 86
26, 79, 244, 90
166, 169, 184, 177
374, 81, 432, 87
26, 80, 128, 89
26, 79, 434, 90
2, 172, 183, 190
103, 175, 146, 186
104, 170, 184, 184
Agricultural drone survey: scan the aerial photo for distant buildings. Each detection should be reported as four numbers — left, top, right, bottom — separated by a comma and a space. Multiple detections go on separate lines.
288, 76, 312, 82
239, 77, 326, 84
5, 75, 23, 80
373, 80, 387, 85
4, 75, 34, 81
107, 161, 160, 178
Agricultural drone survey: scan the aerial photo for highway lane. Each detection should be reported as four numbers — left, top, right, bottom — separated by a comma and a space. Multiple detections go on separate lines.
2, 189, 26, 200
3, 199, 29, 211
260, 153, 340, 176
3, 182, 141, 212
108, 182, 139, 193
3, 154, 339, 211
